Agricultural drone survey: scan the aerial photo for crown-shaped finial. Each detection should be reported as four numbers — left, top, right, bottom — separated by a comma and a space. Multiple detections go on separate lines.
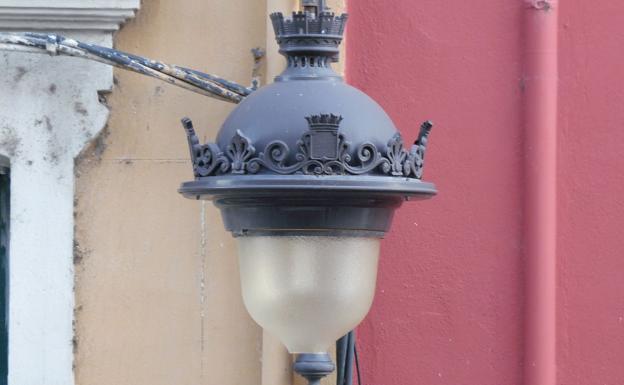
305, 114, 343, 130
270, 11, 348, 61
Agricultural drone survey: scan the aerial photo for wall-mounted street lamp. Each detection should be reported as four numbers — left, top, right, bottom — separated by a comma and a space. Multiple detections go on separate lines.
179, 3, 437, 384
0, 1, 437, 384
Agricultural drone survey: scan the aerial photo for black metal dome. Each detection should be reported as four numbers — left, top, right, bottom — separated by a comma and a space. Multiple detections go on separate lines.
216, 78, 397, 167
179, 10, 437, 237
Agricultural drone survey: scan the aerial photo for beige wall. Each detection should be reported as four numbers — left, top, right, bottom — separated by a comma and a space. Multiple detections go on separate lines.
74, 1, 345, 385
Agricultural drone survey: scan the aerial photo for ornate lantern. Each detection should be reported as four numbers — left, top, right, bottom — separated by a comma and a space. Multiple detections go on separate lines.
179, 3, 436, 384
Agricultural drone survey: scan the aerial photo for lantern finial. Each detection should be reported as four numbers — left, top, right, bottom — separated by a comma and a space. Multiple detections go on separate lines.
270, 9, 347, 62
301, 0, 329, 16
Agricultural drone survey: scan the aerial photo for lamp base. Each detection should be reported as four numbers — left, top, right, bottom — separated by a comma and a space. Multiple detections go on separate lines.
294, 353, 335, 385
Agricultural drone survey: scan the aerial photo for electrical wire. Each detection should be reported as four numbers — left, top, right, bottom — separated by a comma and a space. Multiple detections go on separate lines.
337, 330, 362, 385
354, 342, 362, 385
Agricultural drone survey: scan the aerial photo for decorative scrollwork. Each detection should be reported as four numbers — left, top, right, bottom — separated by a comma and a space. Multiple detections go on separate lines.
182, 118, 230, 177
343, 142, 391, 175
181, 116, 433, 180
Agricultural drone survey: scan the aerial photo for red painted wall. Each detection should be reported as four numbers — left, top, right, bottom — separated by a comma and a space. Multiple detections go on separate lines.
558, 2, 624, 384
347, 1, 624, 384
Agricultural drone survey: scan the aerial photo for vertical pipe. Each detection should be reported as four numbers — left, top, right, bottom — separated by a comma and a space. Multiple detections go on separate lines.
523, 2, 558, 385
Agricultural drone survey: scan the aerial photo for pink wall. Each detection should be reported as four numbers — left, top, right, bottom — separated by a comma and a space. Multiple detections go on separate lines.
558, 1, 624, 384
347, 1, 624, 384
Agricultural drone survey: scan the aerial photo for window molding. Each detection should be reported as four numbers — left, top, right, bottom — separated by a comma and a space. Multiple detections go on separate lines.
0, 1, 139, 384
0, 163, 8, 383
0, 0, 139, 31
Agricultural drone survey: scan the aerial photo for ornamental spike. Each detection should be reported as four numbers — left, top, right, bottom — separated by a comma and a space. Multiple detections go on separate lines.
181, 117, 200, 165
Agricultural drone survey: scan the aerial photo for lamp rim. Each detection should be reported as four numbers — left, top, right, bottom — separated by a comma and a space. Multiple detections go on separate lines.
179, 175, 436, 237
179, 174, 437, 201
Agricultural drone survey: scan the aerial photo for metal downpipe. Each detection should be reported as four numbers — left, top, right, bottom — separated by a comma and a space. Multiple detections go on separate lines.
523, 1, 558, 385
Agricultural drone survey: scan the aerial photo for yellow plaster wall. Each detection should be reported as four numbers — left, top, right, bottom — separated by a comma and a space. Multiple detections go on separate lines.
74, 1, 346, 384
74, 1, 265, 384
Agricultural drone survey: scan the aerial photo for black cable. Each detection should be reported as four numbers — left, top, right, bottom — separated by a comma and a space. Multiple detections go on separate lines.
344, 332, 355, 385
336, 334, 348, 384
354, 342, 362, 385
337, 330, 361, 385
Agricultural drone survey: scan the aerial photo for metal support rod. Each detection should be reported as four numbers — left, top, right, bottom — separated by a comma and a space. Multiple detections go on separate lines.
0, 32, 257, 104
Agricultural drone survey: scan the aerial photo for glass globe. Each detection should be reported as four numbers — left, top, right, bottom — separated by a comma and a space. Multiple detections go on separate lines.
236, 236, 380, 354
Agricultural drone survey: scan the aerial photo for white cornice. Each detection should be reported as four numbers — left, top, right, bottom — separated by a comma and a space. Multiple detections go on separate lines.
0, 0, 140, 31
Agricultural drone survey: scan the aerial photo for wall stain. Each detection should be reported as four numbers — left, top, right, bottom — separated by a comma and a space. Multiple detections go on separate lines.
75, 84, 112, 172
72, 303, 84, 364
73, 239, 89, 266
35, 116, 56, 132
13, 66, 26, 82
74, 102, 89, 116
48, 151, 60, 165
529, 0, 552, 11
46, 131, 63, 166
48, 84, 57, 94
75, 124, 110, 165
0, 126, 21, 157
44, 116, 53, 131
92, 126, 110, 160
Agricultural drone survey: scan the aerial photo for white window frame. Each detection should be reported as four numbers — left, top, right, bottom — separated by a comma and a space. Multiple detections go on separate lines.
0, 1, 139, 384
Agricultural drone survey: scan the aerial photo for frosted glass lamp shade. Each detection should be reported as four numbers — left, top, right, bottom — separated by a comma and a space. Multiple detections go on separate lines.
237, 236, 380, 354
